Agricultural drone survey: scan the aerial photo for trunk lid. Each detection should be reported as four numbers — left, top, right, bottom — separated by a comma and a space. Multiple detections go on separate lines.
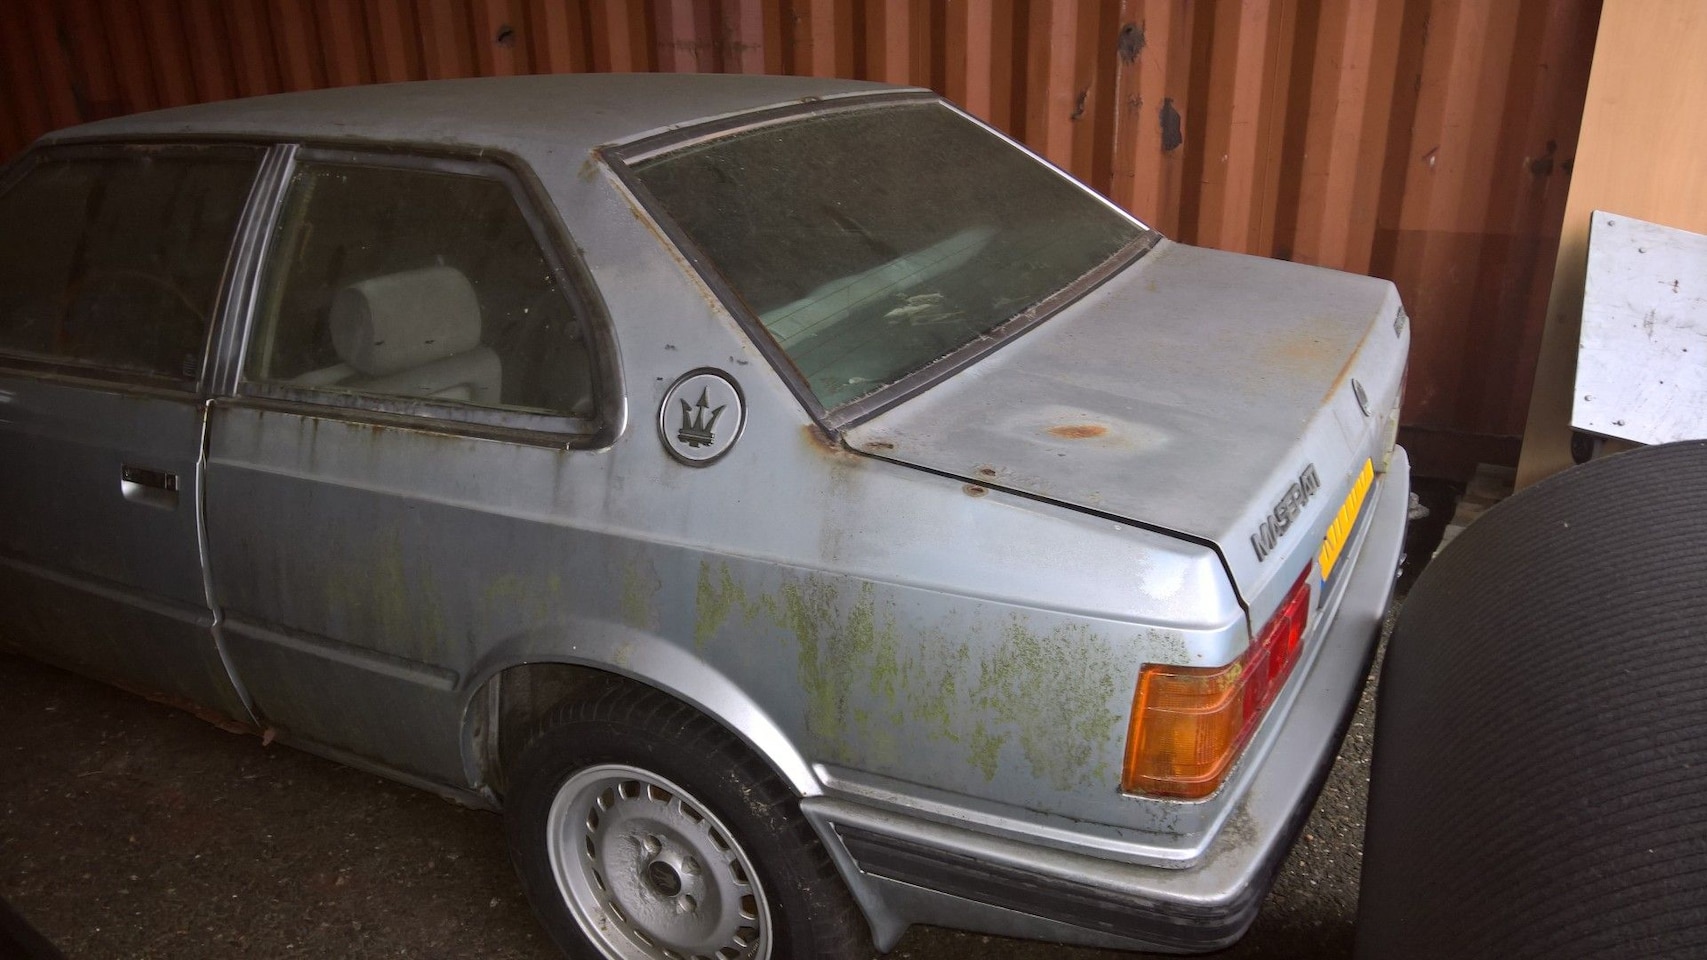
843, 239, 1409, 612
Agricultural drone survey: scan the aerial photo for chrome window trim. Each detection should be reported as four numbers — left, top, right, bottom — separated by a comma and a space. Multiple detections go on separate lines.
216, 393, 607, 449
602, 94, 1159, 433
208, 143, 297, 396
617, 90, 936, 164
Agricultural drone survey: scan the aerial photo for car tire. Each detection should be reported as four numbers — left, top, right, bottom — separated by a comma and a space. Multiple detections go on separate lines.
1355, 440, 1707, 960
504, 682, 874, 960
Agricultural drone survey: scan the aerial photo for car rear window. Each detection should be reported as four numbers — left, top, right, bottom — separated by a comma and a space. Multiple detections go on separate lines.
630, 101, 1146, 412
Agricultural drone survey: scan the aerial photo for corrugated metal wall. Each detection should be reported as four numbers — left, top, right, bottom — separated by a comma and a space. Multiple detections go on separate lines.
0, 0, 1601, 473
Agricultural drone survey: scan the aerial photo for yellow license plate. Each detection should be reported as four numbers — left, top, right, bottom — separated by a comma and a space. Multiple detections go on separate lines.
1317, 459, 1375, 582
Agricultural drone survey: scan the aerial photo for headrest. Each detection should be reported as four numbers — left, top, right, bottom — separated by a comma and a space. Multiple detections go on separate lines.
331, 265, 481, 376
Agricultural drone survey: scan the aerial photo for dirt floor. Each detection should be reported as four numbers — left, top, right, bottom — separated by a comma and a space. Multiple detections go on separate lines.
0, 620, 1384, 960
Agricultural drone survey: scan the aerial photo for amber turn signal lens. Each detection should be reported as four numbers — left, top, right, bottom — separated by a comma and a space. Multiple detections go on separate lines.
1123, 661, 1247, 799
1123, 567, 1312, 799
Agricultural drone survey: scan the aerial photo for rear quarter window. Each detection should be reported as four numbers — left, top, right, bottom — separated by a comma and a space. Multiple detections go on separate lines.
245, 157, 596, 421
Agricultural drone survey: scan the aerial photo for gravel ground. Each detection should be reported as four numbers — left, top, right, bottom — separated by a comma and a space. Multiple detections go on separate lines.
0, 618, 1386, 960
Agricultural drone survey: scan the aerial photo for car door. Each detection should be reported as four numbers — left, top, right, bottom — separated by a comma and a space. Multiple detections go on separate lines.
205, 149, 613, 783
0, 143, 266, 723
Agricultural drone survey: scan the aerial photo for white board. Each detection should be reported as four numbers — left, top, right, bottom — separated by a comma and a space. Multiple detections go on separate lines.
1573, 210, 1707, 445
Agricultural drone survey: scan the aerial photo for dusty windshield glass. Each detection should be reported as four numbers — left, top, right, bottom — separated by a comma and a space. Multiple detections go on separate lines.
632, 101, 1146, 411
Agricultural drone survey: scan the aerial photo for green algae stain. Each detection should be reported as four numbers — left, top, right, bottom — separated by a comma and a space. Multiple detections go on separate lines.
778, 577, 838, 745
620, 557, 662, 631
695, 562, 732, 649
900, 634, 972, 747
690, 560, 1120, 791
694, 564, 904, 766
695, 561, 768, 649
323, 526, 449, 664
970, 620, 1123, 791
371, 527, 412, 639
965, 724, 1008, 782
481, 572, 529, 624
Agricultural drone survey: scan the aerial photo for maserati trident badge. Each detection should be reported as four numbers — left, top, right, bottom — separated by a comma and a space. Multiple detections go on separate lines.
660, 369, 745, 465
677, 388, 724, 448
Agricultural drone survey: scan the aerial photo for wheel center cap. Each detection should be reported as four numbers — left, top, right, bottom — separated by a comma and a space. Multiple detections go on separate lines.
645, 859, 683, 897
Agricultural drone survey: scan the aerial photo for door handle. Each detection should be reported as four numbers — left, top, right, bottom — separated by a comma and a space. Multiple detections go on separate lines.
121, 464, 179, 510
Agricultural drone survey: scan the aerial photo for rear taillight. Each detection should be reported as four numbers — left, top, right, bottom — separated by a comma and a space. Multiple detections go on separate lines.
1122, 567, 1313, 799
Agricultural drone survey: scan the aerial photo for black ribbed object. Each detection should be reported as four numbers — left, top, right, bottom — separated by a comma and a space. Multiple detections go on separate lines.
1355, 441, 1707, 960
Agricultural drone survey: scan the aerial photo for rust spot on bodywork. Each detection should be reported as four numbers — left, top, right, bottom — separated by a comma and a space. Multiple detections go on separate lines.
805, 423, 868, 464
866, 440, 896, 451
804, 422, 841, 452
1049, 423, 1108, 440
976, 465, 998, 478
110, 680, 259, 737
1258, 313, 1368, 408
963, 484, 988, 497
1319, 335, 1367, 408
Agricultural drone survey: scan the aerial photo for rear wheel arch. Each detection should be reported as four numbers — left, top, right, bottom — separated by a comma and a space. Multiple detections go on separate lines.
457, 645, 819, 804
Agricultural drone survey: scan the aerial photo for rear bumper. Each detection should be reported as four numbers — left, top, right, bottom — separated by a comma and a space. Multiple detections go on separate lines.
804, 448, 1411, 953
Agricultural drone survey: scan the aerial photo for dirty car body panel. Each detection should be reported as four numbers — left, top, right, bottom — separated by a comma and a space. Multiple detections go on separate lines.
0, 75, 1410, 954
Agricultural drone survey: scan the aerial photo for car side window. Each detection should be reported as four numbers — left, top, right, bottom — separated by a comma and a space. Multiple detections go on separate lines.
0, 149, 262, 382
246, 157, 595, 420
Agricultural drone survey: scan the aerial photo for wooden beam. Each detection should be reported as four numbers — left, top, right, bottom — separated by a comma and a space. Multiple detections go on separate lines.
1519, 2, 1707, 486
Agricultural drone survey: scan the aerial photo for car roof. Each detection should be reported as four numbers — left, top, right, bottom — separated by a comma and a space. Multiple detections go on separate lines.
40, 73, 915, 162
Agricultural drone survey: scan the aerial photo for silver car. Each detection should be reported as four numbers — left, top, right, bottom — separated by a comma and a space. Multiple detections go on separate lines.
0, 75, 1409, 959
